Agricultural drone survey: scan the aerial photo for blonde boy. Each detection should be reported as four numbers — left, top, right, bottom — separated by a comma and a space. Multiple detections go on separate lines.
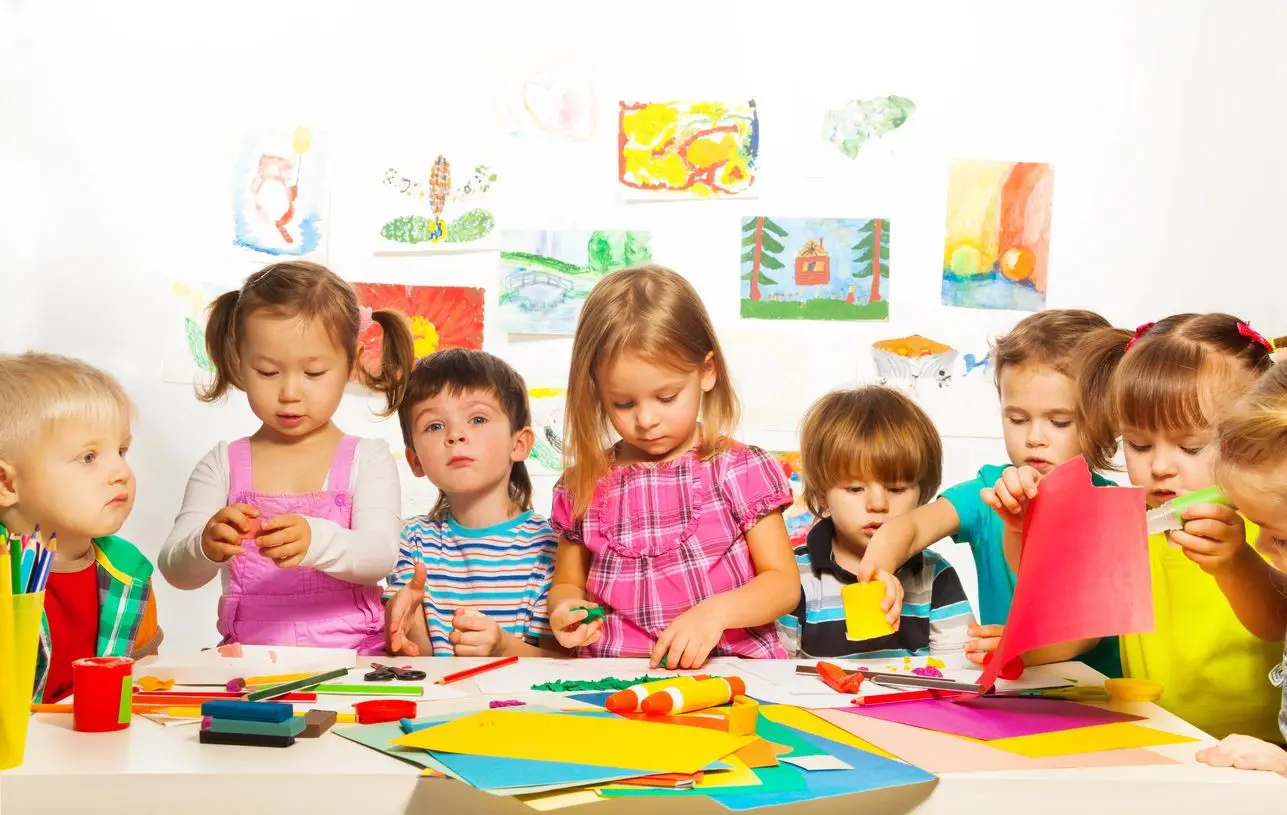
0, 353, 161, 702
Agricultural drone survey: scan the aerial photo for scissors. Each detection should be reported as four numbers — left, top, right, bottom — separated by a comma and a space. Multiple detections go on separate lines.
363, 662, 427, 682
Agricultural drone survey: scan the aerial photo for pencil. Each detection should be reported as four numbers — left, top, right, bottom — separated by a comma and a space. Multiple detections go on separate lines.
245, 667, 351, 702
434, 655, 518, 685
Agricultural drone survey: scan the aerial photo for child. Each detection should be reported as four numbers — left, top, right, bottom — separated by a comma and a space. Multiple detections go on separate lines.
0, 352, 162, 702
1068, 313, 1281, 742
859, 309, 1122, 676
781, 387, 974, 659
383, 349, 561, 658
1196, 362, 1287, 773
546, 265, 799, 670
160, 261, 414, 654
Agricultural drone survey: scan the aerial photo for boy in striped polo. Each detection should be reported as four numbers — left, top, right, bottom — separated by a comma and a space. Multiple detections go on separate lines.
383, 350, 563, 658
778, 387, 974, 659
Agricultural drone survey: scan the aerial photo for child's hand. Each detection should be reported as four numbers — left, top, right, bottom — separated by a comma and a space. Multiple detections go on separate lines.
1197, 734, 1287, 776
869, 570, 905, 629
255, 514, 312, 568
451, 609, 508, 657
1169, 503, 1247, 575
963, 622, 1005, 666
201, 503, 259, 563
549, 599, 604, 649
981, 465, 1042, 532
386, 561, 429, 656
651, 600, 726, 670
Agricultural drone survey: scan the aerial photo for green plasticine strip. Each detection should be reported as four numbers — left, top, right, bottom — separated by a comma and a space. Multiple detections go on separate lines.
531, 675, 669, 692
312, 683, 423, 697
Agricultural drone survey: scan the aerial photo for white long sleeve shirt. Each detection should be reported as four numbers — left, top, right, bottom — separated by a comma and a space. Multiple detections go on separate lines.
160, 438, 402, 591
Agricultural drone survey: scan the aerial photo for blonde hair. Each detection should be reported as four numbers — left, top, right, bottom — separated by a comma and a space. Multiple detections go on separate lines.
0, 352, 133, 460
562, 265, 738, 516
991, 309, 1115, 389
799, 387, 942, 517
1077, 313, 1273, 472
202, 261, 416, 416
1216, 362, 1287, 482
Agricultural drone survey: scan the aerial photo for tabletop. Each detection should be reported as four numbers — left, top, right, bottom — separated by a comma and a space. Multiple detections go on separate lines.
2, 657, 1285, 815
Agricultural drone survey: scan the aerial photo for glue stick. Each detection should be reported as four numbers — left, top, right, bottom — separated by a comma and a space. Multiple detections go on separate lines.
604, 675, 708, 714
640, 677, 746, 716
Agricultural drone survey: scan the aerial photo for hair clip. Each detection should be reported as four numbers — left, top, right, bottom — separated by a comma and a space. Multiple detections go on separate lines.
1237, 321, 1274, 353
1124, 321, 1155, 353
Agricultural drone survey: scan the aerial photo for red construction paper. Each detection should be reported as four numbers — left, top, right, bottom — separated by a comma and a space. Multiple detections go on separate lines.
978, 456, 1152, 691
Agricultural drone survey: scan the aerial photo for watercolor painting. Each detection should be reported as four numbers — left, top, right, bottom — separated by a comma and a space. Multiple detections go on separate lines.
963, 351, 992, 377
770, 451, 818, 548
233, 126, 327, 258
499, 229, 652, 335
351, 284, 484, 376
618, 100, 758, 199
375, 156, 498, 252
740, 217, 890, 321
527, 386, 567, 473
942, 160, 1053, 311
821, 96, 916, 159
162, 281, 229, 384
496, 57, 595, 141
871, 335, 959, 391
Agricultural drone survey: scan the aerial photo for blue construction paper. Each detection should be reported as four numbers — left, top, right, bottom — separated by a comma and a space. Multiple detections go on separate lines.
567, 691, 613, 707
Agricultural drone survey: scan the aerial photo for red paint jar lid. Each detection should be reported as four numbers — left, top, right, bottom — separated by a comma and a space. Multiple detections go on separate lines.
353, 699, 417, 725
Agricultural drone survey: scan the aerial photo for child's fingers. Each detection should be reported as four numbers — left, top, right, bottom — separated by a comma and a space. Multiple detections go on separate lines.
452, 613, 493, 632
409, 561, 427, 593
651, 628, 676, 669
967, 622, 1005, 639
1018, 467, 1041, 499
965, 651, 986, 666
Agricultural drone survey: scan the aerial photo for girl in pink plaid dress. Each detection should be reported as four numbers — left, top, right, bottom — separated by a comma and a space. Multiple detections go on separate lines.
548, 266, 800, 670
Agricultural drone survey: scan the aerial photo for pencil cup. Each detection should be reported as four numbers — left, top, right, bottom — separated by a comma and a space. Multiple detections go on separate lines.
0, 592, 45, 770
72, 656, 134, 732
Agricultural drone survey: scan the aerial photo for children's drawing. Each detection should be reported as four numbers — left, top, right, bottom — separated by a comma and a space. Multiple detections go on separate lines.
233, 126, 327, 258
942, 160, 1053, 311
163, 281, 228, 384
527, 386, 567, 473
499, 229, 652, 335
496, 58, 595, 141
375, 156, 498, 252
618, 100, 758, 199
770, 451, 817, 548
872, 335, 958, 390
740, 217, 890, 321
963, 352, 992, 377
821, 96, 916, 159
351, 284, 484, 376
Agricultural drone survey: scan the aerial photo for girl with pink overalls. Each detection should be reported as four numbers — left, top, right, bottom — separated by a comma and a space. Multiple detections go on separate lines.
160, 262, 417, 654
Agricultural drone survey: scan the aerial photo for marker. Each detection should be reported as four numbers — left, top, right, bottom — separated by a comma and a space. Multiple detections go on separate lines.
434, 655, 518, 686
641, 677, 746, 716
245, 667, 350, 702
605, 675, 709, 714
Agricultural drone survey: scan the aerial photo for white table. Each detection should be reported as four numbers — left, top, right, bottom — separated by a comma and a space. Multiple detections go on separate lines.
2, 659, 1285, 814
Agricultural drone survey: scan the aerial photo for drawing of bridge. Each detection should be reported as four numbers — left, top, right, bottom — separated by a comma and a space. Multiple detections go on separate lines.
503, 266, 577, 311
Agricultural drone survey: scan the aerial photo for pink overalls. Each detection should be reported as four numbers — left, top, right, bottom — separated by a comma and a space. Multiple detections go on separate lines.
217, 436, 385, 654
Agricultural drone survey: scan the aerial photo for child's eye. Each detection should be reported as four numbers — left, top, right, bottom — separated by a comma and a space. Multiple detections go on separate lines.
255, 369, 279, 378
657, 394, 677, 404
79, 451, 97, 464
1052, 420, 1073, 429
888, 486, 909, 494
469, 415, 488, 425
425, 421, 444, 433
304, 370, 328, 379
1126, 442, 1151, 453
612, 401, 633, 410
845, 486, 866, 494
1007, 417, 1028, 426
1181, 445, 1206, 456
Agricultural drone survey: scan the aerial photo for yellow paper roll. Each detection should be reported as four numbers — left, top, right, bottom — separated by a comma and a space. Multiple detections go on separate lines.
1, 592, 46, 770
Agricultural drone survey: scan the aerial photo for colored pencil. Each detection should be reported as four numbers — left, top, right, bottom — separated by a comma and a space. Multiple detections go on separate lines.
245, 667, 351, 702
29, 532, 55, 593
434, 655, 518, 685
1, 539, 12, 598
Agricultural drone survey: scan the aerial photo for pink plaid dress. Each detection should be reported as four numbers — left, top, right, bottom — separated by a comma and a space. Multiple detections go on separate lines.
551, 442, 792, 659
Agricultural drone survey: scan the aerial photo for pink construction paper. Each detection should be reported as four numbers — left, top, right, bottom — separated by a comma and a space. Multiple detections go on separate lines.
841, 696, 1145, 741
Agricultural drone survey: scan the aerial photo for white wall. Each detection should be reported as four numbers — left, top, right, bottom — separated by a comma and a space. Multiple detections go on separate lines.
3, 0, 1285, 652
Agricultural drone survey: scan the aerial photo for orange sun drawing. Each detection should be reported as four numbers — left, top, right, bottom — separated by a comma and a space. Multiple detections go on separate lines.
352, 283, 484, 374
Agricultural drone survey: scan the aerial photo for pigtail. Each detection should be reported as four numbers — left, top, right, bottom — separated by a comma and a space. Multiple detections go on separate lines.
198, 290, 244, 402
1072, 326, 1133, 472
357, 309, 415, 416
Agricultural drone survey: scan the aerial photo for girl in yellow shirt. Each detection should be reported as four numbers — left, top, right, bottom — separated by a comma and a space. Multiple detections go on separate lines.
1073, 314, 1282, 743
1195, 360, 1287, 775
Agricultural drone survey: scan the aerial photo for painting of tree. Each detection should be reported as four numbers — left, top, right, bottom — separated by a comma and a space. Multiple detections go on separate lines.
741, 216, 786, 301
852, 218, 890, 304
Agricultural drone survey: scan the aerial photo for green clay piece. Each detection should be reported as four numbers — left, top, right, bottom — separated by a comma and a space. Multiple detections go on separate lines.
571, 606, 607, 623
531, 675, 668, 692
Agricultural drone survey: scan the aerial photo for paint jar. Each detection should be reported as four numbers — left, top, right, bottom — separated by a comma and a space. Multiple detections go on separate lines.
72, 656, 134, 732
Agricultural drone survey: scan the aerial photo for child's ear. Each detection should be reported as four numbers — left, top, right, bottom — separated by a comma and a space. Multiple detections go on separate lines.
404, 447, 426, 479
0, 459, 17, 508
699, 351, 717, 394
511, 427, 535, 462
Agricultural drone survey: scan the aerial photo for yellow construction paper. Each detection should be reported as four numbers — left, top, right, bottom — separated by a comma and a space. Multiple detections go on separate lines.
841, 582, 895, 641
392, 710, 755, 774
761, 705, 897, 759
518, 789, 603, 811
987, 723, 1197, 758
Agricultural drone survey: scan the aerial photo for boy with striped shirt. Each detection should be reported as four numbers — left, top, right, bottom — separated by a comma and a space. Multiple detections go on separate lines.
779, 387, 974, 659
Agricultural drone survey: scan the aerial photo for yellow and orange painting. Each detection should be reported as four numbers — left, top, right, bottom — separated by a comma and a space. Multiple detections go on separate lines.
941, 160, 1053, 311
617, 100, 758, 199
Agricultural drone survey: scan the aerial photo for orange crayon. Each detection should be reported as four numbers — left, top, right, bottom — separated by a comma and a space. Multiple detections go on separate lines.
641, 677, 746, 716
605, 675, 708, 714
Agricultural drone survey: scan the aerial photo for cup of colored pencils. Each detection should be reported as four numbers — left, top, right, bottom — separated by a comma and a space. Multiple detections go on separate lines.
1, 529, 54, 770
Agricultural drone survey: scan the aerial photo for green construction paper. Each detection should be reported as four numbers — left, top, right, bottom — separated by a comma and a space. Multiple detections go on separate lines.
531, 675, 668, 692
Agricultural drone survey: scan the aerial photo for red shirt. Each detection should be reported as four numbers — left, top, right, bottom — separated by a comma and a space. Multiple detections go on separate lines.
41, 562, 99, 703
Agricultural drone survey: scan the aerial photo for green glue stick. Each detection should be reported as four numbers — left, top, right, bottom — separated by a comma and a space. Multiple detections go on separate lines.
1145, 485, 1234, 536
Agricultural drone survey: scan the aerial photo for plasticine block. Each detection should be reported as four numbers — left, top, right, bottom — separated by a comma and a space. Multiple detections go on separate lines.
300, 709, 337, 738
204, 716, 306, 738
199, 729, 296, 748
200, 700, 293, 723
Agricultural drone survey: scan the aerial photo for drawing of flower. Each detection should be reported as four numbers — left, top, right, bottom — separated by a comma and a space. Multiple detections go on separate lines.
352, 284, 484, 373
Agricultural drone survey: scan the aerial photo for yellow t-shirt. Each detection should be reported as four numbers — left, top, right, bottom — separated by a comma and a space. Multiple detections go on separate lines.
1120, 528, 1283, 743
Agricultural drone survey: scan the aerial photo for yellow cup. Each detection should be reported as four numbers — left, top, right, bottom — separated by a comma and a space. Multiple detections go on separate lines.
0, 592, 45, 770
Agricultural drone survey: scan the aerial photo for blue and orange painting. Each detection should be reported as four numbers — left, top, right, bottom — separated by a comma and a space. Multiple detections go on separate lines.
740, 217, 890, 321
233, 126, 326, 258
941, 160, 1052, 311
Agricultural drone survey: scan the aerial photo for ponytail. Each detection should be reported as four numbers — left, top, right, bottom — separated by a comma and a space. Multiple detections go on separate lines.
356, 309, 415, 416
198, 290, 244, 402
1072, 326, 1132, 472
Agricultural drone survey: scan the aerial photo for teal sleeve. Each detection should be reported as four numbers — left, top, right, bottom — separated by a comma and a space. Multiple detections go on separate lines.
939, 475, 988, 546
